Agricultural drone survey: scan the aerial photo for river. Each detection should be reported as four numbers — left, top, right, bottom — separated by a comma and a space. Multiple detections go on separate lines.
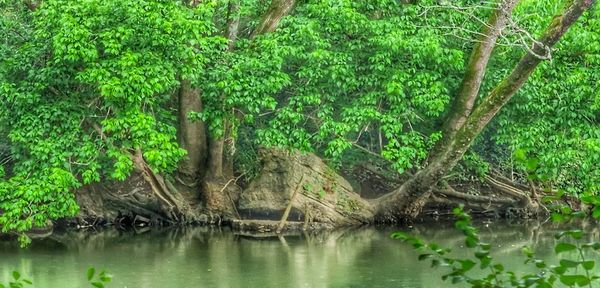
1, 220, 599, 287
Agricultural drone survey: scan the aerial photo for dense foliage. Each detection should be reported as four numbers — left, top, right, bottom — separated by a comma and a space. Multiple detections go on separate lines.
492, 0, 600, 195
0, 0, 598, 238
0, 0, 219, 235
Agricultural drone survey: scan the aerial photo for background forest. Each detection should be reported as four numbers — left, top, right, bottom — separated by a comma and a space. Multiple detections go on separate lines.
0, 0, 599, 240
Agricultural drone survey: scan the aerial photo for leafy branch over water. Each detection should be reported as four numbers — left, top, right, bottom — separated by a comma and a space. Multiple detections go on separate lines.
393, 205, 600, 287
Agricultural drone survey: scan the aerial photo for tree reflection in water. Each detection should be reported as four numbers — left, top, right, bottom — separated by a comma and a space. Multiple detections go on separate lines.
2, 220, 600, 288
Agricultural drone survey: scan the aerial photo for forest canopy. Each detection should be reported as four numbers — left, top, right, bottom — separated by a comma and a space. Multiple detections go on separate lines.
0, 0, 598, 236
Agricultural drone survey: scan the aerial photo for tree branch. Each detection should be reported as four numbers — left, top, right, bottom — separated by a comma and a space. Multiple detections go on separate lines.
440, 0, 520, 146
250, 0, 297, 38
457, 0, 594, 146
432, 0, 594, 176
23, 0, 39, 11
226, 0, 241, 50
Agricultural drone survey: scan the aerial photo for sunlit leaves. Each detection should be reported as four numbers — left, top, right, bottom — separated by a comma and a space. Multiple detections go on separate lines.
0, 0, 217, 234
494, 4, 600, 195
252, 0, 463, 172
0, 168, 80, 234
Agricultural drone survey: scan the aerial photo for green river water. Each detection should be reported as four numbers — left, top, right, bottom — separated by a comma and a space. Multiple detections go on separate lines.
1, 220, 598, 287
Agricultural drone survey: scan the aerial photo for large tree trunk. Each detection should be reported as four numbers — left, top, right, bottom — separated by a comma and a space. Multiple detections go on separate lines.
374, 0, 593, 222
177, 80, 208, 186
202, 0, 243, 215
204, 134, 240, 218
204, 0, 295, 214
205, 0, 240, 182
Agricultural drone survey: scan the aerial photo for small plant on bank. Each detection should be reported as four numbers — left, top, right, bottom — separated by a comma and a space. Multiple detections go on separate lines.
393, 205, 600, 288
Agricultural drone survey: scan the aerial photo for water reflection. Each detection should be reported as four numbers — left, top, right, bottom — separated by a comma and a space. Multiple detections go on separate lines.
2, 220, 600, 287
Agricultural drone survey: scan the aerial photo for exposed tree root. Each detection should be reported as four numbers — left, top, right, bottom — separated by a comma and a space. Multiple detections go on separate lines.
130, 149, 188, 222
373, 168, 547, 222
70, 148, 552, 230
484, 175, 529, 202
435, 175, 547, 218
202, 177, 242, 219
490, 168, 531, 191
436, 181, 514, 205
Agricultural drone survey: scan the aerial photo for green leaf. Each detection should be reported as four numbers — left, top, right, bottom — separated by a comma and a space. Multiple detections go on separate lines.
559, 275, 590, 287
552, 213, 566, 222
526, 158, 539, 171
480, 256, 492, 269
582, 242, 600, 250
87, 267, 95, 281
536, 281, 552, 288
567, 230, 584, 240
465, 236, 477, 248
474, 251, 488, 259
552, 265, 567, 275
451, 276, 465, 284
390, 232, 409, 240
514, 149, 527, 162
559, 259, 579, 268
459, 259, 476, 272
554, 243, 577, 254
12, 271, 20, 281
534, 259, 546, 269
522, 246, 534, 257
479, 242, 491, 251
592, 206, 600, 218
582, 260, 595, 270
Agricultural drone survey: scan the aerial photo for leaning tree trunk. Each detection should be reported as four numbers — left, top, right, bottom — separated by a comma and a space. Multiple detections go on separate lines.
374, 0, 594, 223
431, 0, 519, 156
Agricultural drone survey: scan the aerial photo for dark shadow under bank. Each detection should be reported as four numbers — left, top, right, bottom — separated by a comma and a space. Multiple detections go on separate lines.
6, 211, 585, 246
4, 217, 594, 250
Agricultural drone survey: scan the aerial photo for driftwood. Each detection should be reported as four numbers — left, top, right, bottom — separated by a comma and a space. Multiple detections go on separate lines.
277, 175, 305, 233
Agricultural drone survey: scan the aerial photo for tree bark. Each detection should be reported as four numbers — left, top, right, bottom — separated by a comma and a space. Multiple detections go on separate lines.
207, 136, 225, 179
433, 0, 519, 156
177, 81, 208, 185
206, 0, 241, 180
23, 0, 39, 11
375, 0, 594, 222
203, 0, 244, 214
176, 0, 208, 185
226, 0, 241, 50
250, 0, 297, 38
